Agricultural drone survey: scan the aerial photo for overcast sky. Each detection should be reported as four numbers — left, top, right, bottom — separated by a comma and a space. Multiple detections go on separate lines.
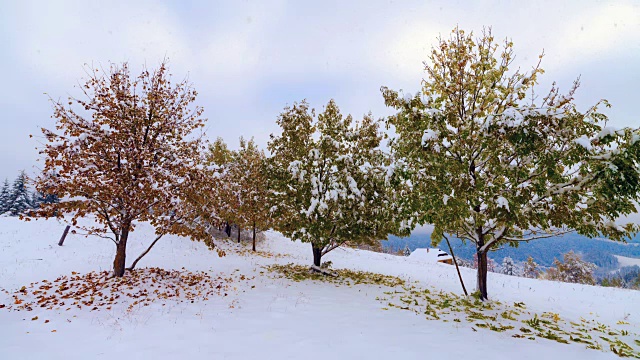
1, 0, 639, 185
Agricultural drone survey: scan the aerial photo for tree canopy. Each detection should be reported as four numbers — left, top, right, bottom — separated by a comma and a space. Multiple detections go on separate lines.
382, 27, 640, 299
35, 61, 212, 276
268, 100, 401, 266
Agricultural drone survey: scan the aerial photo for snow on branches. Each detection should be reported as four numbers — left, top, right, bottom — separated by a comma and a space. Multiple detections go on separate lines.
268, 100, 401, 266
382, 27, 640, 299
35, 61, 213, 277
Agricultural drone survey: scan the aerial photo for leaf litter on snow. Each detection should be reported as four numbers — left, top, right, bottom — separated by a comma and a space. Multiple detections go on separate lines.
267, 263, 640, 358
1, 267, 255, 314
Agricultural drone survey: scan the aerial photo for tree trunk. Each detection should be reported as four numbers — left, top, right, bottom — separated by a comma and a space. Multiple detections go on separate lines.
476, 249, 488, 300
237, 226, 241, 243
225, 222, 231, 237
252, 222, 256, 252
312, 244, 322, 267
113, 221, 131, 277
474, 227, 489, 300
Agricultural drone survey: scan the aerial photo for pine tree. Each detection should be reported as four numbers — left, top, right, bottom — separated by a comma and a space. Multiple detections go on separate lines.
501, 256, 516, 276
0, 179, 10, 214
8, 171, 32, 216
31, 191, 44, 209
523, 256, 540, 279
382, 27, 640, 300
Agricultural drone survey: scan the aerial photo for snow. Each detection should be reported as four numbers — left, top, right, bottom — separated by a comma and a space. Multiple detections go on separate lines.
614, 255, 640, 268
598, 126, 619, 139
407, 248, 453, 263
1, 216, 638, 359
575, 135, 593, 150
421, 129, 437, 146
496, 196, 510, 211
502, 107, 524, 126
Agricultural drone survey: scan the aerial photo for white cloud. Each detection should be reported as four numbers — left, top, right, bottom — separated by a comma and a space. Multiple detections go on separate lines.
543, 2, 640, 71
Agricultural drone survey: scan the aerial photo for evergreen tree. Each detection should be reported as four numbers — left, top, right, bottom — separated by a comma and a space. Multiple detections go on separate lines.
0, 179, 10, 214
8, 171, 32, 216
41, 192, 59, 205
501, 256, 516, 276
31, 191, 44, 209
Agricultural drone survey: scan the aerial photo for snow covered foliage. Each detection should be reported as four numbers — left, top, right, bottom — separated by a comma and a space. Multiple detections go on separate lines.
523, 256, 540, 279
500, 256, 518, 276
0, 172, 59, 216
0, 179, 10, 214
7, 171, 32, 216
455, 257, 474, 269
34, 61, 212, 277
268, 100, 403, 266
381, 27, 640, 299
544, 251, 596, 285
207, 137, 271, 251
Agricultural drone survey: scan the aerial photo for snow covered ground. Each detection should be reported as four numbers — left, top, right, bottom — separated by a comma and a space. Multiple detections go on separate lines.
1, 216, 638, 359
615, 255, 640, 268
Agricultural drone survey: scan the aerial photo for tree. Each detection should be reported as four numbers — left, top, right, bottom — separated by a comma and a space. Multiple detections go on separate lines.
35, 61, 211, 277
0, 179, 10, 214
206, 137, 235, 237
500, 256, 516, 276
523, 256, 540, 279
382, 27, 640, 299
208, 137, 271, 251
544, 251, 596, 285
31, 191, 44, 209
268, 100, 401, 267
234, 138, 271, 251
8, 171, 32, 216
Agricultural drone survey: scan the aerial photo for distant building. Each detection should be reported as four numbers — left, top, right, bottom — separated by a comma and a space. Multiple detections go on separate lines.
408, 248, 454, 265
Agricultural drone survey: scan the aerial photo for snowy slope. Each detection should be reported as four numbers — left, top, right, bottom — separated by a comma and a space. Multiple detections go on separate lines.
0, 217, 638, 360
615, 255, 640, 267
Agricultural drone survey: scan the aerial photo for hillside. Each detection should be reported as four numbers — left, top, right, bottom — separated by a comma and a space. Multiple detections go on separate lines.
384, 233, 640, 268
1, 217, 639, 359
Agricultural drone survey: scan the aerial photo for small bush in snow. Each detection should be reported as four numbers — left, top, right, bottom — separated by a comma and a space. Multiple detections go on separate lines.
544, 251, 596, 285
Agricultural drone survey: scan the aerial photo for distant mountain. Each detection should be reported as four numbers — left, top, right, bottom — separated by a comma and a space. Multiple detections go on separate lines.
382, 233, 640, 268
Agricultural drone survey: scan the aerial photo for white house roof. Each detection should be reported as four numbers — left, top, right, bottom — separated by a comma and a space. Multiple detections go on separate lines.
408, 248, 453, 262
